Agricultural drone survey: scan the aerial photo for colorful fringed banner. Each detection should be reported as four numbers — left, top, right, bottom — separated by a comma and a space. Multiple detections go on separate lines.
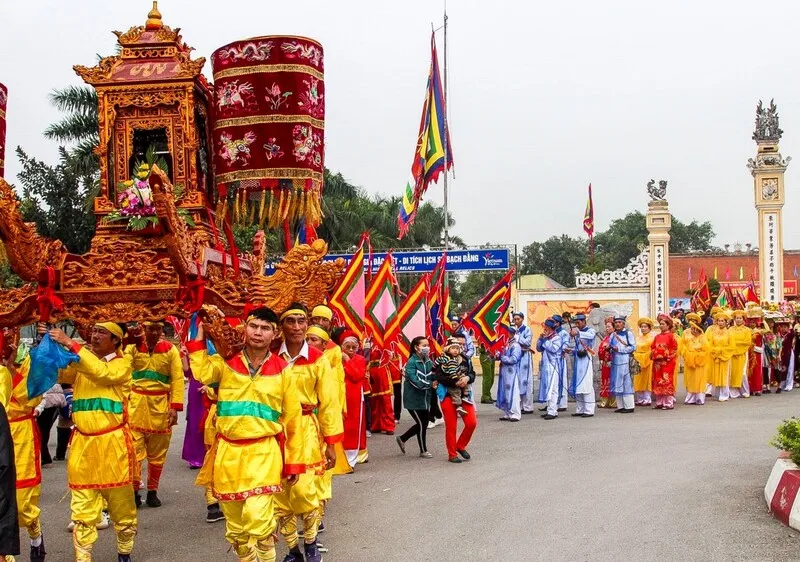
329, 236, 366, 339
211, 36, 325, 228
388, 273, 428, 360
0, 83, 7, 178
462, 269, 515, 354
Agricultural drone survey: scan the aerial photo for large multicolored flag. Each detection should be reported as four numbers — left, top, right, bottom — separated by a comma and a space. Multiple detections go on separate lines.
583, 183, 594, 261
364, 252, 398, 348
743, 279, 759, 304
426, 254, 447, 354
397, 32, 454, 238
388, 274, 429, 360
462, 269, 515, 353
691, 269, 711, 312
715, 285, 729, 309
328, 236, 366, 338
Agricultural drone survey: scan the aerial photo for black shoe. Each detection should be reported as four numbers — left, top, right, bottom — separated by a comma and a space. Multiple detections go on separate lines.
557, 408, 567, 412
538, 406, 547, 411
620, 408, 634, 414
146, 490, 162, 508
53, 456, 65, 461
581, 414, 594, 418
614, 408, 624, 413
570, 413, 583, 417
499, 417, 511, 421
764, 388, 771, 394
318, 521, 325, 533
457, 449, 471, 460
282, 548, 305, 562
508, 418, 520, 422
134, 492, 142, 508
448, 456, 463, 463
543, 414, 557, 420
777, 387, 783, 394
206, 503, 225, 523
118, 555, 132, 562
30, 536, 46, 562
304, 540, 322, 562
521, 410, 535, 415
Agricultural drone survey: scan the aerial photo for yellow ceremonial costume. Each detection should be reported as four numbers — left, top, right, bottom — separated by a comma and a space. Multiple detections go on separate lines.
633, 321, 655, 401
0, 356, 43, 544
708, 325, 733, 388
125, 340, 184, 493
60, 345, 137, 561
321, 342, 348, 485
682, 330, 710, 394
728, 320, 752, 392
275, 343, 343, 550
188, 340, 304, 562
201, 383, 219, 507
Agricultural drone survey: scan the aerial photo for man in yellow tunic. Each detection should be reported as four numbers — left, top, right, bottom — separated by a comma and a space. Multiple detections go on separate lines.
633, 318, 656, 406
49, 322, 137, 562
189, 306, 304, 562
125, 321, 184, 508
275, 304, 342, 562
0, 335, 45, 562
728, 310, 752, 399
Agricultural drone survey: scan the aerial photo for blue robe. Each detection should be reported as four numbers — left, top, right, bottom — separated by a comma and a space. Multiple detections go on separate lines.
537, 334, 564, 403
496, 340, 522, 413
570, 327, 597, 397
556, 327, 570, 400
514, 324, 533, 397
609, 329, 636, 396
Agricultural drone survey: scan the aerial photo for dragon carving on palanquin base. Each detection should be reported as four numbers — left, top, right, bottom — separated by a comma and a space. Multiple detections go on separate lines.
0, 178, 67, 281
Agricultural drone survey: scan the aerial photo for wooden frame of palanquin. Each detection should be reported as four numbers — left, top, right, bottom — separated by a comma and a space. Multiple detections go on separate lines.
0, 5, 343, 343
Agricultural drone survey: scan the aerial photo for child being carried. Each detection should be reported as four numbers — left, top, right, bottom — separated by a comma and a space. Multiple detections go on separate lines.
435, 338, 473, 417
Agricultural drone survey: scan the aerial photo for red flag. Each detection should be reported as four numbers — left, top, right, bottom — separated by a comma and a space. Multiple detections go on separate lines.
691, 269, 711, 312
583, 183, 594, 262
743, 279, 759, 304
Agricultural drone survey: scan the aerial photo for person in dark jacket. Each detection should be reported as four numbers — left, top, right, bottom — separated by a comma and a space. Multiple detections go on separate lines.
395, 337, 435, 458
0, 400, 20, 559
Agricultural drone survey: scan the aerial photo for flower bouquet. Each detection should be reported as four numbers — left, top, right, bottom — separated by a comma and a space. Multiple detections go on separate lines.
102, 147, 193, 231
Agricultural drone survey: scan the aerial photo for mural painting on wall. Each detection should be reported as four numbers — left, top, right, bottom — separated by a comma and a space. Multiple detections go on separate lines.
524, 299, 641, 344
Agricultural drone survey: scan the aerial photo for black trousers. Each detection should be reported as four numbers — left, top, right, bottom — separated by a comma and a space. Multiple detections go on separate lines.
429, 390, 442, 421
393, 382, 402, 421
36, 407, 59, 465
399, 409, 429, 453
56, 427, 71, 460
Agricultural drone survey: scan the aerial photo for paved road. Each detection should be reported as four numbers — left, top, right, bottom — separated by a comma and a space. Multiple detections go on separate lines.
29, 385, 800, 561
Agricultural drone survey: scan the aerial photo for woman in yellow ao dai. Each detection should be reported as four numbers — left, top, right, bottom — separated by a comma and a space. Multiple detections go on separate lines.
633, 317, 656, 406
708, 312, 734, 401
682, 313, 710, 405
727, 310, 752, 398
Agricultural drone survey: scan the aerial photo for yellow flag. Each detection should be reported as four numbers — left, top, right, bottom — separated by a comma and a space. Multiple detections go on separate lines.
713, 267, 718, 279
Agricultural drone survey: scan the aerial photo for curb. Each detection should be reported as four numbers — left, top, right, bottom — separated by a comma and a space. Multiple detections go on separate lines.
764, 455, 800, 530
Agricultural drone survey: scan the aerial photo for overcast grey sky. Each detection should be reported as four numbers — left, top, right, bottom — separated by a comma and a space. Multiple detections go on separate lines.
2, 0, 799, 250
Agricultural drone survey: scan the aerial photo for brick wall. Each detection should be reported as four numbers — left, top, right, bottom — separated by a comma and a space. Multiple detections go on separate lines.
669, 251, 800, 298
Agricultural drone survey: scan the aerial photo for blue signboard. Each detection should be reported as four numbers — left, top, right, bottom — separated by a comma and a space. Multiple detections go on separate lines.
264, 248, 510, 275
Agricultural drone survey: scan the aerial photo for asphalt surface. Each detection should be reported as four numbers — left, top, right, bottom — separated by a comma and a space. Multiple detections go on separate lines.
28, 379, 800, 561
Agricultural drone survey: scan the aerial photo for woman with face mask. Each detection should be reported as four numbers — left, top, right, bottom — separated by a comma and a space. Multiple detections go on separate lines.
337, 331, 368, 469
395, 337, 435, 458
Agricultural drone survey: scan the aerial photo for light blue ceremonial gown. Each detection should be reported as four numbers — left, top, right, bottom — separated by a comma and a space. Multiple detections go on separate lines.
537, 333, 564, 416
497, 339, 522, 420
609, 329, 636, 399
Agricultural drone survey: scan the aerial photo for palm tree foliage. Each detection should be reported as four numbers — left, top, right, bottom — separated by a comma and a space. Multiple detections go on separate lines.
44, 86, 100, 178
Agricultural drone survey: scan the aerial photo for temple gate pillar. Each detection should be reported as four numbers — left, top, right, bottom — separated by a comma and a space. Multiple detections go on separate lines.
646, 180, 671, 316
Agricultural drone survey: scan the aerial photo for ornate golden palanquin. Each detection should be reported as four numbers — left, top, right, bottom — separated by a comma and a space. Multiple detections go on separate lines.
0, 3, 341, 339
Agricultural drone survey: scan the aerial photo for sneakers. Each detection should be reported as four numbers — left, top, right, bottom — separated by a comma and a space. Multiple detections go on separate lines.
365, 430, 372, 438
145, 491, 162, 508
427, 421, 436, 429
97, 511, 111, 530
395, 436, 406, 455
456, 406, 467, 417
30, 536, 46, 562
318, 521, 325, 533
281, 548, 304, 562
419, 451, 433, 459
456, 449, 471, 460
434, 418, 444, 427
206, 503, 225, 523
448, 456, 463, 463
304, 540, 322, 562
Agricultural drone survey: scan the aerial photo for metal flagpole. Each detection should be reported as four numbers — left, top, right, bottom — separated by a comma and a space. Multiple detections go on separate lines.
441, 7, 450, 290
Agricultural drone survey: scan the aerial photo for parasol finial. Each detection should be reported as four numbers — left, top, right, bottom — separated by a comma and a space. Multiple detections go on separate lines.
145, 1, 163, 30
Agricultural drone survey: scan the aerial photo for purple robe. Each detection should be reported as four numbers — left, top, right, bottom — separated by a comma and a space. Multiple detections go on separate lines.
181, 368, 206, 468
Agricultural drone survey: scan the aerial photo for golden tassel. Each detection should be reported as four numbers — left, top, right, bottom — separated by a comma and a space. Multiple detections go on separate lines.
275, 190, 286, 229
282, 189, 292, 221
297, 189, 306, 220
267, 191, 275, 229
219, 199, 229, 228
232, 191, 240, 224
287, 189, 298, 222
258, 191, 267, 228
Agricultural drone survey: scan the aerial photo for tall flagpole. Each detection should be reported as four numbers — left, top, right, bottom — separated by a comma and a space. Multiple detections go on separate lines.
442, 8, 449, 252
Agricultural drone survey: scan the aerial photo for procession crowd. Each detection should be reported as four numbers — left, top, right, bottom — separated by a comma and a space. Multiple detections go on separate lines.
491, 303, 798, 423
0, 304, 481, 562
0, 300, 796, 562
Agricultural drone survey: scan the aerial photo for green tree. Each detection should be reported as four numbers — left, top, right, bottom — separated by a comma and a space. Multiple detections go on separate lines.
15, 147, 96, 254
43, 86, 100, 178
520, 235, 588, 287
456, 271, 504, 310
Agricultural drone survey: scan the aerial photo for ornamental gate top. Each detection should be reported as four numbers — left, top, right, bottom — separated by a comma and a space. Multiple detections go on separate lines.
575, 249, 650, 288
